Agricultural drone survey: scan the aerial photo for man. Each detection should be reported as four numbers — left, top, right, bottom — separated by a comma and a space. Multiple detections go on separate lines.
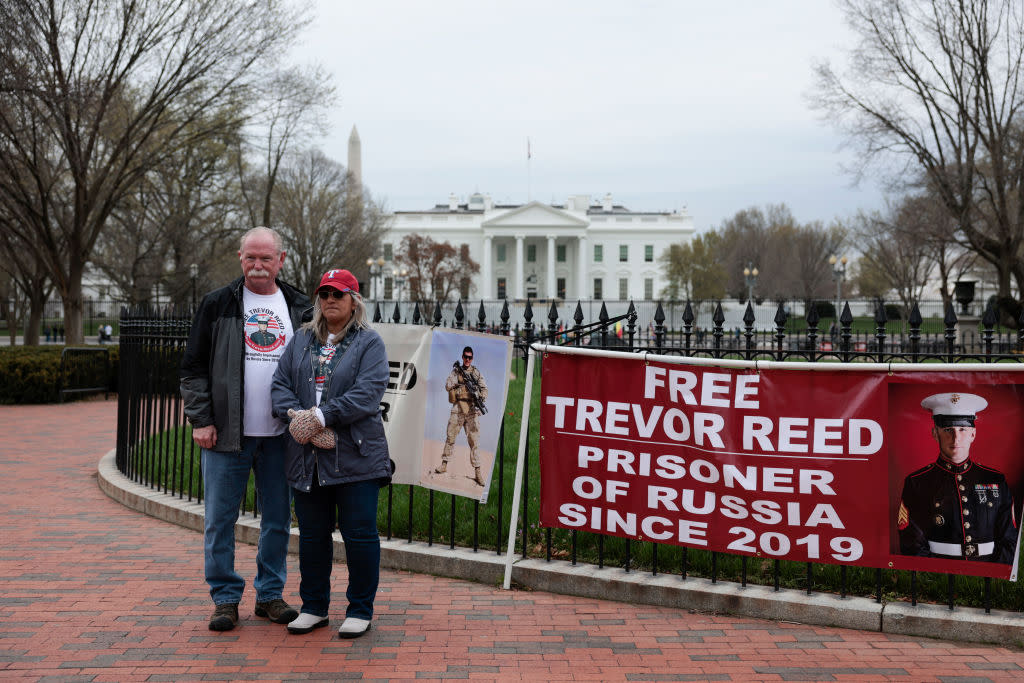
180, 226, 310, 631
435, 345, 488, 486
897, 392, 1018, 563
248, 314, 278, 347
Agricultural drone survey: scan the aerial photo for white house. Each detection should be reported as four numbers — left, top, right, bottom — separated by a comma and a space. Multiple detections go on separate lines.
380, 192, 695, 302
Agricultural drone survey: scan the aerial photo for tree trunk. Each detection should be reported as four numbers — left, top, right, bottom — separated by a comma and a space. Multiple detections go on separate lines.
61, 264, 86, 345
0, 300, 14, 346
23, 296, 44, 346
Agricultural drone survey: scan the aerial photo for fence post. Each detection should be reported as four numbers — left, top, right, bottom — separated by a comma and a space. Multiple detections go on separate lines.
982, 301, 996, 360
743, 302, 755, 359
806, 303, 820, 357
774, 302, 788, 361
711, 302, 724, 356
653, 302, 665, 354
943, 301, 958, 361
682, 302, 694, 354
477, 301, 488, 333
874, 300, 887, 362
839, 302, 853, 362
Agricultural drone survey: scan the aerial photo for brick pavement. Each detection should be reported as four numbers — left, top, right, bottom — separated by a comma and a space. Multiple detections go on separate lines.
2, 400, 1024, 682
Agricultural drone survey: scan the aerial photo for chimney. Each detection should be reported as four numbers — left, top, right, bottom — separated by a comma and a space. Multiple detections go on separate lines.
602, 193, 613, 212
449, 193, 458, 211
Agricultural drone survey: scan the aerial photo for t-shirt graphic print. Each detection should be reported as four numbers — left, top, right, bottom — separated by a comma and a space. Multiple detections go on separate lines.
244, 309, 287, 353
241, 288, 293, 436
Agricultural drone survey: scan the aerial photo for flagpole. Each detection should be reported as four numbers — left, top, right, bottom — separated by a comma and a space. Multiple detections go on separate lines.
526, 136, 532, 202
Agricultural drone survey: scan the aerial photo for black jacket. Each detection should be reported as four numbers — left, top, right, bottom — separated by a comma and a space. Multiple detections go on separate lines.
898, 456, 1017, 563
180, 276, 311, 452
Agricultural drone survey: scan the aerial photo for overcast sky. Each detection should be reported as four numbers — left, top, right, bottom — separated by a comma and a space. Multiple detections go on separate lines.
292, 0, 886, 231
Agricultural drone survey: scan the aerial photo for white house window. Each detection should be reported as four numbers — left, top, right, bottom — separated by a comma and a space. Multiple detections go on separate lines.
527, 244, 536, 262
619, 278, 628, 299
644, 278, 653, 299
593, 278, 603, 299
594, 244, 603, 262
644, 245, 653, 262
619, 245, 628, 262
496, 243, 506, 262
556, 244, 566, 262
383, 243, 393, 261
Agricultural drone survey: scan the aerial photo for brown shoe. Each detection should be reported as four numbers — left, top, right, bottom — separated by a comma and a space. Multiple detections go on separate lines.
434, 462, 447, 474
473, 467, 486, 486
255, 598, 298, 624
208, 603, 239, 631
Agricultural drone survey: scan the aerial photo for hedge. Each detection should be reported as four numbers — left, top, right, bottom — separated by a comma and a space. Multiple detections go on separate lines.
0, 345, 119, 404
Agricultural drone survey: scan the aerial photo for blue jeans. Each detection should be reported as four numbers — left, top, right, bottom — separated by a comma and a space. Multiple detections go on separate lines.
292, 478, 381, 620
201, 435, 291, 606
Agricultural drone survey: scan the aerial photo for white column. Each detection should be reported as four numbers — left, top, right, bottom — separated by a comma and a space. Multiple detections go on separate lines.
546, 234, 556, 299
482, 235, 493, 299
515, 234, 525, 299
577, 235, 587, 299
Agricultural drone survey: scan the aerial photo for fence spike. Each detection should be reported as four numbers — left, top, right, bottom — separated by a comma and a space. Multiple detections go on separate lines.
477, 300, 487, 332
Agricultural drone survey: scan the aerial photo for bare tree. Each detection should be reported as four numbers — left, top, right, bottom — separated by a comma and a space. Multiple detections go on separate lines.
715, 205, 846, 303
237, 65, 336, 229
810, 0, 1024, 312
0, 163, 52, 344
92, 104, 246, 308
851, 202, 934, 317
395, 234, 480, 303
274, 148, 388, 294
0, 0, 308, 343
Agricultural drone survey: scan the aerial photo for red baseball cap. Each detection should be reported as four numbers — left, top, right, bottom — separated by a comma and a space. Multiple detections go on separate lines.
318, 269, 359, 294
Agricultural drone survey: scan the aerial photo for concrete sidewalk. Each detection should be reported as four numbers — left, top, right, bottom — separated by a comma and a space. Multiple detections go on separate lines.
3, 400, 1024, 682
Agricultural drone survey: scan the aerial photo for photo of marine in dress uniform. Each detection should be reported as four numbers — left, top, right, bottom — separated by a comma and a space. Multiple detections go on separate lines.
435, 346, 488, 486
249, 313, 278, 347
897, 392, 1018, 563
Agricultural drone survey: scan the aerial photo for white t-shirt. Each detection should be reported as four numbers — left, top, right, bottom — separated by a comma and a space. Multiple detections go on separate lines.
242, 286, 294, 436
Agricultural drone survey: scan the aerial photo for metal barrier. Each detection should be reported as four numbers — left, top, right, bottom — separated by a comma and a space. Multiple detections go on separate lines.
116, 297, 1024, 612
58, 347, 111, 402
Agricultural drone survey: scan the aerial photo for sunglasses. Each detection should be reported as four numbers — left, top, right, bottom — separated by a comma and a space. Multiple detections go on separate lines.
318, 289, 348, 300
462, 354, 473, 360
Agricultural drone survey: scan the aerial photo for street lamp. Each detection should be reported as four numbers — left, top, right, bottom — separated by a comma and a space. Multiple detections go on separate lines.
742, 263, 759, 303
393, 267, 409, 305
189, 263, 198, 309
365, 257, 386, 300
829, 254, 848, 314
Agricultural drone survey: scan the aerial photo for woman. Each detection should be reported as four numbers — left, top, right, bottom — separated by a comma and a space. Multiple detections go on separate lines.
271, 268, 391, 638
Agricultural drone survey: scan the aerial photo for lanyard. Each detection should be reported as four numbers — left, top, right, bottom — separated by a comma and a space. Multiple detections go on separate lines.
311, 331, 353, 403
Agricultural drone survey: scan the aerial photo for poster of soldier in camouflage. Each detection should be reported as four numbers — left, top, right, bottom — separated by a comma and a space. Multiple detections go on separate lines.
375, 324, 513, 503
422, 329, 513, 502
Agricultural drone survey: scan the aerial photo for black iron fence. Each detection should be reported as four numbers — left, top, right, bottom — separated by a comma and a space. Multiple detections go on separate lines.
116, 297, 1024, 612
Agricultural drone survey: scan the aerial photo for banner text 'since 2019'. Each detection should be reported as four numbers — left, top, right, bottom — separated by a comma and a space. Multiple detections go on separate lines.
537, 351, 1024, 580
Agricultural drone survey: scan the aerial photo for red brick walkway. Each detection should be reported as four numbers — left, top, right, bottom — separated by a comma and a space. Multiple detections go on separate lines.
2, 400, 1024, 682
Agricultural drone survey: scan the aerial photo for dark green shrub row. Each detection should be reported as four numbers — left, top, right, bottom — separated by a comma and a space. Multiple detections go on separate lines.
0, 345, 119, 404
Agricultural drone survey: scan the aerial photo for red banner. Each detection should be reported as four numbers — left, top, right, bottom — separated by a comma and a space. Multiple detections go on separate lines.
538, 351, 1024, 579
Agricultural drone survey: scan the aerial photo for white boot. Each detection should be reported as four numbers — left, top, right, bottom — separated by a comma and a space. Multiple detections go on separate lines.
287, 612, 329, 634
338, 617, 371, 638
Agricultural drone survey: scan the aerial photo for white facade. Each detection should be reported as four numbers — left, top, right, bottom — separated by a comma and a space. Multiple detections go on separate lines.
382, 192, 695, 301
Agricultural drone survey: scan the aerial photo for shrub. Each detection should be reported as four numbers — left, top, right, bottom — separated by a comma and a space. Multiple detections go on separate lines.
812, 300, 836, 319
0, 345, 118, 404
